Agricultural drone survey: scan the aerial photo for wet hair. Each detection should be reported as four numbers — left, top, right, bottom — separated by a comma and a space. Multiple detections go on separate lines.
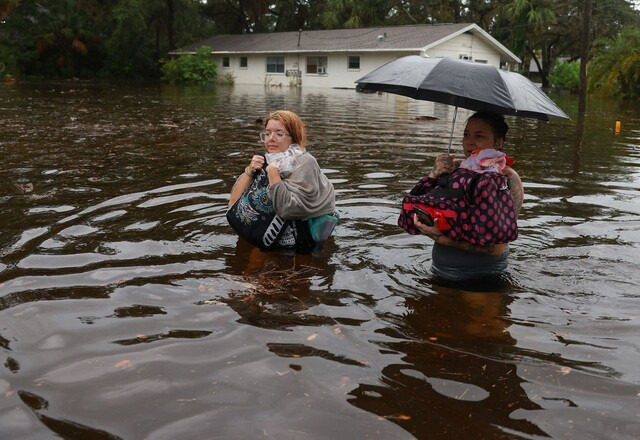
264, 110, 307, 148
468, 112, 509, 145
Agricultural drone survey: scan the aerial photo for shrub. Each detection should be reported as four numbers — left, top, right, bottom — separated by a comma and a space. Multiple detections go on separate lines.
549, 61, 580, 89
218, 71, 235, 85
161, 46, 217, 83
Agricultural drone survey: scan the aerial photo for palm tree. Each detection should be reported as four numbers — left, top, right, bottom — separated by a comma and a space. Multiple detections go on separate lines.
588, 26, 640, 98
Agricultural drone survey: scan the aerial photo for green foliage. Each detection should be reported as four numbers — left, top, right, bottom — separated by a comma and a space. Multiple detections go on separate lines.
589, 26, 640, 99
0, 0, 214, 79
0, 0, 108, 78
493, 0, 639, 87
321, 0, 390, 29
104, 0, 157, 77
549, 61, 580, 89
160, 47, 217, 83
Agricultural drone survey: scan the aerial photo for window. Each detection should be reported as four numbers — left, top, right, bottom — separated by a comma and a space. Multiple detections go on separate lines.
348, 56, 360, 70
306, 56, 328, 74
474, 59, 488, 64
266, 56, 285, 73
222, 56, 230, 67
240, 57, 248, 69
459, 54, 472, 61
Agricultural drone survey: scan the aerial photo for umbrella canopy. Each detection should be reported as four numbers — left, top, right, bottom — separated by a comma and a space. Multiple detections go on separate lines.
355, 55, 569, 121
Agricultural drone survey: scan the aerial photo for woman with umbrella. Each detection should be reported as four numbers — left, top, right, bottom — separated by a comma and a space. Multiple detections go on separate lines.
357, 55, 568, 280
403, 112, 524, 281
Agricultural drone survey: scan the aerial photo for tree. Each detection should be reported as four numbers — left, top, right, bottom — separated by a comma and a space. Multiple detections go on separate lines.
106, 0, 214, 77
494, 0, 639, 86
321, 0, 391, 29
588, 26, 640, 99
200, 0, 271, 34
105, 0, 156, 77
497, 0, 559, 86
0, 0, 109, 78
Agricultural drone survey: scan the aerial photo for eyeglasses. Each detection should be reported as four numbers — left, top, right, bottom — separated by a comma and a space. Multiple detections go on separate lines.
259, 131, 291, 142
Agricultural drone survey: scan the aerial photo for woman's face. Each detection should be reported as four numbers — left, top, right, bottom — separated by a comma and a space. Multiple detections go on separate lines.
462, 118, 504, 157
263, 119, 292, 154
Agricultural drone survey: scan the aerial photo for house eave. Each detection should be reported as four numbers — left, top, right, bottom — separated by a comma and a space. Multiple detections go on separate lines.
170, 48, 424, 56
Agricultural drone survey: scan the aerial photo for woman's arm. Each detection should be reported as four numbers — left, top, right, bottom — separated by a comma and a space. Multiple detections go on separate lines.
413, 214, 507, 256
228, 172, 253, 208
504, 166, 524, 216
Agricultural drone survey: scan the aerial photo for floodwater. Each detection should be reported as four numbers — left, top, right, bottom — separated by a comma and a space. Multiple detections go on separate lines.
1, 81, 639, 440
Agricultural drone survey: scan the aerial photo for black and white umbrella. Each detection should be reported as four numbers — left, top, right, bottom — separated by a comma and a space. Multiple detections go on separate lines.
356, 55, 569, 151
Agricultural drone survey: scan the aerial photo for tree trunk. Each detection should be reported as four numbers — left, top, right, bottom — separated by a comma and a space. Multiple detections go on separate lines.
527, 47, 544, 84
579, 0, 592, 114
167, 0, 175, 51
540, 43, 553, 88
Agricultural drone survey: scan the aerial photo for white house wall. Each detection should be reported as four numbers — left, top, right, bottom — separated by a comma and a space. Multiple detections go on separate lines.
215, 39, 499, 89
425, 33, 500, 67
217, 52, 417, 89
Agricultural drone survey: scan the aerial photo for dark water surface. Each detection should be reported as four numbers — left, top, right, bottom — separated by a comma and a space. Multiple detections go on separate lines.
1, 81, 639, 439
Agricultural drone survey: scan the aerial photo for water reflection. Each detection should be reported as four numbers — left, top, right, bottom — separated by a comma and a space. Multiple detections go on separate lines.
349, 280, 548, 438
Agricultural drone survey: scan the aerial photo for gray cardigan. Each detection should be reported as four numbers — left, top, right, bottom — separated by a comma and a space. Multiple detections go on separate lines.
268, 152, 335, 220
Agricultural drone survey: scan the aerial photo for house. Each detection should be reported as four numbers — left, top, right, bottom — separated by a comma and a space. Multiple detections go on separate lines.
171, 23, 521, 89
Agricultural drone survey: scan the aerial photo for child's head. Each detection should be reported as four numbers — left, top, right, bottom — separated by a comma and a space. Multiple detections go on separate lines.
462, 112, 509, 157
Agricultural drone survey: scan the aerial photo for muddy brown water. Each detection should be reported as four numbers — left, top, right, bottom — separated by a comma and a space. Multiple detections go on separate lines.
1, 81, 639, 439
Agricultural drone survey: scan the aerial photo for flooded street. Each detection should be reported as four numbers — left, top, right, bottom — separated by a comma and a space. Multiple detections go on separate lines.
1, 81, 639, 439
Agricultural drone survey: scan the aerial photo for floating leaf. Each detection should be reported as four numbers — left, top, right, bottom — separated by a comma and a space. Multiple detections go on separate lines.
114, 359, 131, 369
385, 414, 411, 421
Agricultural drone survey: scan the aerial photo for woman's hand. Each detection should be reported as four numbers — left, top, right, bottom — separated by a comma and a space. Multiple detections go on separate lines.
429, 153, 455, 179
247, 155, 265, 175
413, 213, 447, 244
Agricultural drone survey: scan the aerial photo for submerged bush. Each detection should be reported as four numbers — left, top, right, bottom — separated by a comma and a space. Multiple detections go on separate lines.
161, 46, 217, 83
218, 71, 235, 85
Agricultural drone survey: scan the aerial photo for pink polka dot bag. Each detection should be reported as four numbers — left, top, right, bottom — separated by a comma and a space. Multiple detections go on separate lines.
398, 168, 518, 246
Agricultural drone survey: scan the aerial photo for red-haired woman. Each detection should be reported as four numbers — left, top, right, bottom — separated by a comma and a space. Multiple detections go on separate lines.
228, 110, 336, 252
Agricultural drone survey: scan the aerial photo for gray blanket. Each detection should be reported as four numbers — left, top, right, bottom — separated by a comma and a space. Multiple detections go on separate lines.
268, 152, 335, 220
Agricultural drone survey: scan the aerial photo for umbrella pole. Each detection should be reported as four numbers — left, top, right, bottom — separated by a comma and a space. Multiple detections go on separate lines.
447, 106, 458, 154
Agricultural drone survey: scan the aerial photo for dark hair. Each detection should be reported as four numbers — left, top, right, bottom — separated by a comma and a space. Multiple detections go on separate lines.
468, 112, 509, 143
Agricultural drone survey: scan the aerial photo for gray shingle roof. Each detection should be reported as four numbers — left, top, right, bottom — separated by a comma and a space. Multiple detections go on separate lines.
172, 23, 521, 64
177, 23, 472, 53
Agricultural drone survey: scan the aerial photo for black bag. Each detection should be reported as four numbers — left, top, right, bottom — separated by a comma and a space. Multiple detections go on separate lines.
226, 169, 316, 253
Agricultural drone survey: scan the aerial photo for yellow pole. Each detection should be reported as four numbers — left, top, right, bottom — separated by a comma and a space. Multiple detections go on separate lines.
615, 119, 621, 134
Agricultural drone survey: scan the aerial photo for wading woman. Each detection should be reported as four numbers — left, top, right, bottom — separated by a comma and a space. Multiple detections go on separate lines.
399, 112, 524, 280
227, 110, 337, 252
